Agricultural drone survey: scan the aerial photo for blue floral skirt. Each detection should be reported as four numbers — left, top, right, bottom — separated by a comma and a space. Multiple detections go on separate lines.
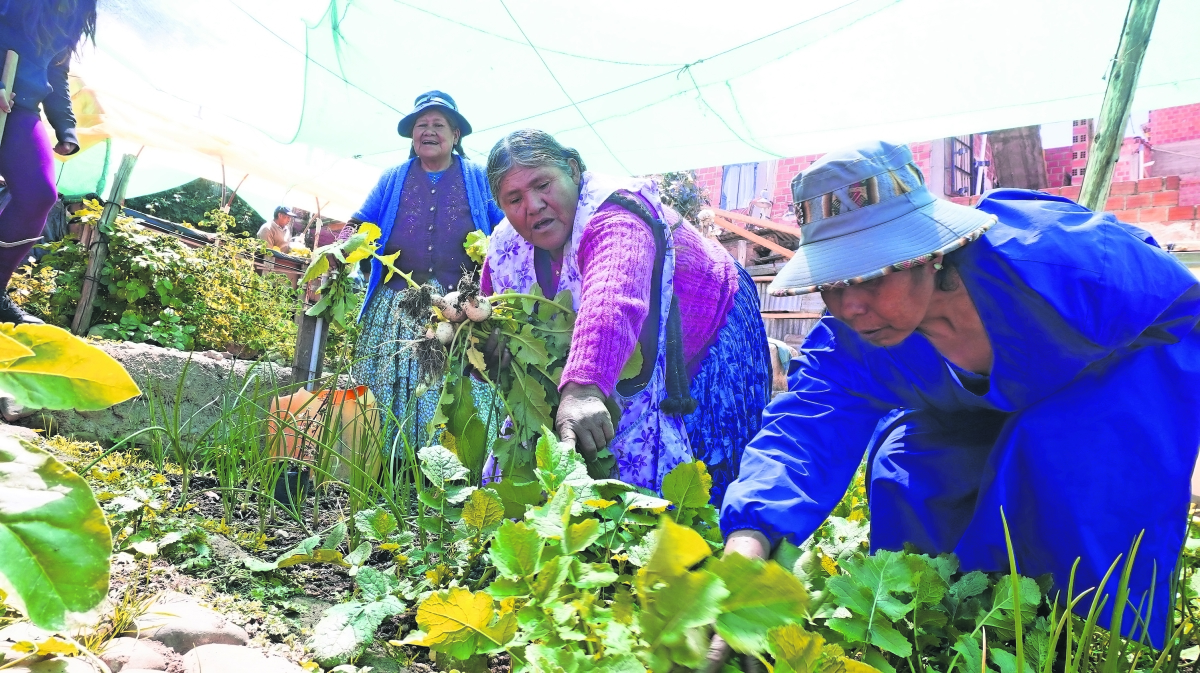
683, 266, 772, 505
352, 282, 499, 458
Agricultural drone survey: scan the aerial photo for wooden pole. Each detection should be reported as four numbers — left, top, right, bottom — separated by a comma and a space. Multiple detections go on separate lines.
0, 51, 18, 149
712, 208, 801, 236
71, 154, 138, 335
709, 213, 795, 259
1079, 0, 1161, 212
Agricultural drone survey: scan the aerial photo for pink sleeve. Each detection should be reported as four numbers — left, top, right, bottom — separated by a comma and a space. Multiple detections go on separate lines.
559, 204, 655, 396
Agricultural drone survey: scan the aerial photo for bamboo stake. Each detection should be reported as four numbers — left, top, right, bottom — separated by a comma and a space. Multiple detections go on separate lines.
71, 154, 139, 335
0, 50, 18, 148
712, 207, 801, 236
1079, 0, 1161, 211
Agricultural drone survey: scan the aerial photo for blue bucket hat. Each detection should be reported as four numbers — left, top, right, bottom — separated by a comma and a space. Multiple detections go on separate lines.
397, 90, 472, 138
769, 141, 997, 296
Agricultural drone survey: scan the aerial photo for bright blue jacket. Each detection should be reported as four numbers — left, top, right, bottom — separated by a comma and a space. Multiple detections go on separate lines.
353, 156, 503, 317
721, 190, 1200, 646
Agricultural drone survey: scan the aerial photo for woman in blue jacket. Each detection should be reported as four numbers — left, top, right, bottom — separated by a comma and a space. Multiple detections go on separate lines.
350, 91, 504, 453
0, 0, 95, 324
720, 141, 1200, 649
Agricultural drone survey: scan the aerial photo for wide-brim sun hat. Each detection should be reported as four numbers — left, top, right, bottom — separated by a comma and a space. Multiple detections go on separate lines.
397, 90, 473, 138
769, 141, 997, 296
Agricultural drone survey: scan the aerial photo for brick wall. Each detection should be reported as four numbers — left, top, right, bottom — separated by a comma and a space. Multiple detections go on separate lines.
1045, 146, 1072, 188
1149, 103, 1200, 145
950, 176, 1199, 243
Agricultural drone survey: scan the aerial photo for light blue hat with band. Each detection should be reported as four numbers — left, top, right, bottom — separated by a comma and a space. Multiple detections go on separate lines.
768, 141, 997, 296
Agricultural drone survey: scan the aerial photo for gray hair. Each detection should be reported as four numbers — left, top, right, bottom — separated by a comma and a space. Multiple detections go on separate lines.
486, 129, 587, 198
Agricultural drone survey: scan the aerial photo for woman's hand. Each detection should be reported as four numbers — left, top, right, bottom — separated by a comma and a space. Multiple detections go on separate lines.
556, 382, 614, 462
482, 327, 512, 376
53, 141, 78, 156
702, 530, 769, 673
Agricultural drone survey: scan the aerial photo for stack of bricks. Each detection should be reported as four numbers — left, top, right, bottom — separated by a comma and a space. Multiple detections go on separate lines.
949, 176, 1200, 243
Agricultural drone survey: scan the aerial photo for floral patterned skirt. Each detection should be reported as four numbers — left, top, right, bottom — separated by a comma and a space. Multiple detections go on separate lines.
351, 282, 499, 458
682, 266, 772, 505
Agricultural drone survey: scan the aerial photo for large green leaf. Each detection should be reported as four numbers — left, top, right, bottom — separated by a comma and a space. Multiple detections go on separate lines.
461, 489, 504, 532
309, 595, 405, 666
354, 508, 398, 541
489, 520, 545, 580
0, 324, 141, 411
419, 445, 469, 489
0, 438, 111, 630
640, 568, 729, 668
709, 552, 810, 655
660, 461, 712, 509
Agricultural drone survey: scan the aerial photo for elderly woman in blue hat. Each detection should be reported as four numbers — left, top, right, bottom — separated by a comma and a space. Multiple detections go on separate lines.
719, 141, 1200, 649
350, 91, 504, 452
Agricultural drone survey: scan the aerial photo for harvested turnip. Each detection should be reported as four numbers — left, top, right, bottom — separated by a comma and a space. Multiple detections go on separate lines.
425, 327, 436, 340
463, 296, 492, 322
440, 291, 465, 322
435, 321, 455, 345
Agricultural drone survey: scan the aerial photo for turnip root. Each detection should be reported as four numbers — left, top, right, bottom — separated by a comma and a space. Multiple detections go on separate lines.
435, 321, 455, 345
440, 291, 465, 322
463, 296, 492, 322
425, 327, 436, 340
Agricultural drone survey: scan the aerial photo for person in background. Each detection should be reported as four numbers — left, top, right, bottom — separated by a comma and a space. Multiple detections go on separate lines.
481, 129, 772, 503
308, 218, 352, 249
349, 90, 504, 453
257, 206, 294, 253
0, 0, 97, 324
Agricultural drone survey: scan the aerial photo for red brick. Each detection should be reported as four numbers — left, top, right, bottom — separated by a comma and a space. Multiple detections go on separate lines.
1138, 206, 1170, 222
1137, 177, 1164, 193
1060, 186, 1081, 200
1041, 187, 1061, 196
1167, 205, 1197, 220
1125, 192, 1154, 208
1165, 176, 1181, 190
1113, 209, 1139, 222
1110, 181, 1137, 196
1105, 196, 1125, 210
1152, 190, 1179, 206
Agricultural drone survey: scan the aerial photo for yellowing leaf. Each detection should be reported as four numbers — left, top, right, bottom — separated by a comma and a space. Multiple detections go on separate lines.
643, 516, 712, 582
403, 587, 516, 660
618, 343, 643, 381
584, 498, 618, 509
661, 461, 713, 509
0, 329, 34, 363
277, 549, 349, 568
769, 623, 883, 673
301, 253, 330, 284
0, 324, 141, 411
562, 518, 601, 555
709, 553, 810, 654
11, 640, 35, 653
35, 636, 79, 656
376, 249, 401, 282
462, 489, 504, 531
465, 346, 488, 376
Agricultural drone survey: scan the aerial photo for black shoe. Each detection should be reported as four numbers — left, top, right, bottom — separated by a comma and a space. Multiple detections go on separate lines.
0, 293, 43, 325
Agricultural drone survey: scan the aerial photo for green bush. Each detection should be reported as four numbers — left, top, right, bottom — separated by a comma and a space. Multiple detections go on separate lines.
13, 201, 299, 359
125, 178, 265, 238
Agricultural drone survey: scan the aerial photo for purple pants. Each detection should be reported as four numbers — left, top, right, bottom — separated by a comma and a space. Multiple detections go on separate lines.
0, 108, 57, 288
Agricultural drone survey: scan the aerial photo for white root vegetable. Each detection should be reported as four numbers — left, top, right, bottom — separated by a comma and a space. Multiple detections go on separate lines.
425, 327, 436, 340
440, 291, 465, 322
435, 321, 455, 345
463, 296, 492, 322
430, 294, 447, 311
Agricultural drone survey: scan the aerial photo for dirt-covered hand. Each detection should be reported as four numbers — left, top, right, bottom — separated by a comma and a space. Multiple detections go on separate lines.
556, 383, 614, 462
700, 531, 770, 673
482, 326, 511, 375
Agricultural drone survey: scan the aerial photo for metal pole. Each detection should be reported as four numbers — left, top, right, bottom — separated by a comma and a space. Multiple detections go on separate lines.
1079, 0, 1161, 211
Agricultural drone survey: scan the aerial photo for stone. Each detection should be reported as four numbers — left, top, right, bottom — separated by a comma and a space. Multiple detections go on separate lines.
286, 596, 333, 634
101, 637, 176, 672
182, 644, 304, 673
206, 534, 249, 565
16, 341, 295, 445
134, 596, 249, 654
0, 422, 41, 442
0, 393, 34, 422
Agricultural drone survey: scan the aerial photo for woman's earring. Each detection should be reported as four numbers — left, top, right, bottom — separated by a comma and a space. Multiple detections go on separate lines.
933, 263, 944, 271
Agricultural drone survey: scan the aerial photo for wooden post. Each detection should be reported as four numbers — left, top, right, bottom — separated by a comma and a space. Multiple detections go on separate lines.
1079, 0, 1161, 211
71, 154, 138, 335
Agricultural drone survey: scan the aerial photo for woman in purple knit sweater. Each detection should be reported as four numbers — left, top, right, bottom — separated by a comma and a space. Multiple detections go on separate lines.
482, 129, 771, 502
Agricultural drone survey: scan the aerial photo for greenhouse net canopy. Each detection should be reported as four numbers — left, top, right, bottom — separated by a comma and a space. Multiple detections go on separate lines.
58, 0, 1200, 219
